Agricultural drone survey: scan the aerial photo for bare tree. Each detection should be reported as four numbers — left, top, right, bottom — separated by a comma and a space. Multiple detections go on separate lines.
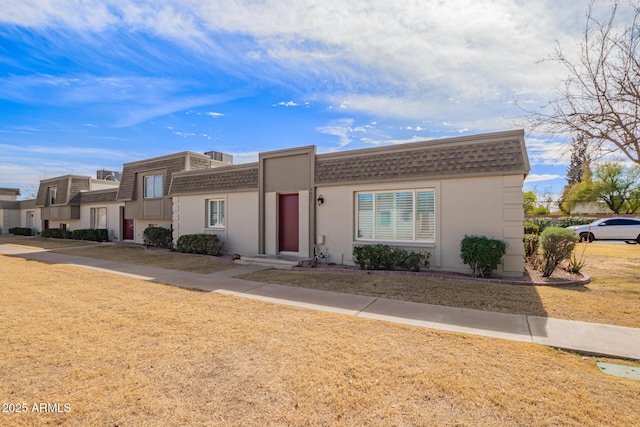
520, 1, 640, 164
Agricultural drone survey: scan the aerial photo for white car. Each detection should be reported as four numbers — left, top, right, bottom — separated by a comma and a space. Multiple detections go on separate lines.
567, 217, 640, 243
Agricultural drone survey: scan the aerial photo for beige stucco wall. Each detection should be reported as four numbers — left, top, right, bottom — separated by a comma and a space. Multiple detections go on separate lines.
172, 192, 259, 254
316, 174, 525, 277
21, 208, 41, 233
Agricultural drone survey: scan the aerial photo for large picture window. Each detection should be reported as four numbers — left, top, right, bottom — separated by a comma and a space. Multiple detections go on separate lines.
90, 207, 107, 229
356, 189, 435, 242
144, 174, 163, 199
208, 199, 225, 228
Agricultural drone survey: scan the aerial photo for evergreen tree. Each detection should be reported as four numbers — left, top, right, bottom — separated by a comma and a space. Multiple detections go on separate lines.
565, 136, 590, 187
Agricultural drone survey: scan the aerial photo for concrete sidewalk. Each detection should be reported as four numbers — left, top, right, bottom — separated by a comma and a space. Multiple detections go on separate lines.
2, 244, 639, 360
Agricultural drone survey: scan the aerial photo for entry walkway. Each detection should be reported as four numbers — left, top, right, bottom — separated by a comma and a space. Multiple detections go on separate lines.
2, 244, 639, 360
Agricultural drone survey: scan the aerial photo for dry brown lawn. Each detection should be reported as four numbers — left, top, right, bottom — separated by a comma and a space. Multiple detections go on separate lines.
1, 255, 639, 426
0, 236, 234, 274
240, 242, 640, 328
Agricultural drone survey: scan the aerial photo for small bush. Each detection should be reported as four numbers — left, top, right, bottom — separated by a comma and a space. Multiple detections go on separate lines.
9, 227, 33, 236
71, 229, 109, 242
176, 234, 224, 256
142, 226, 173, 249
460, 235, 508, 278
352, 244, 430, 272
557, 216, 598, 227
539, 227, 577, 277
524, 233, 539, 258
523, 221, 540, 234
40, 228, 73, 239
526, 217, 553, 233
534, 206, 550, 215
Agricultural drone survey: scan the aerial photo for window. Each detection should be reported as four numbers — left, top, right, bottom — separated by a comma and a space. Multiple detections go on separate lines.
356, 189, 435, 242
208, 199, 225, 228
90, 207, 107, 229
49, 186, 57, 205
144, 174, 163, 198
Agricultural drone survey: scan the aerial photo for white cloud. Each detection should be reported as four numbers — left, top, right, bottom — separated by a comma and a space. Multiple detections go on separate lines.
206, 112, 224, 118
317, 118, 355, 148
525, 173, 564, 183
273, 101, 299, 107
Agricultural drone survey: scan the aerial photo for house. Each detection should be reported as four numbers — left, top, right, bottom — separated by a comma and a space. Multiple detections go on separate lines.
3, 129, 530, 277
116, 151, 232, 242
35, 174, 122, 239
170, 130, 530, 277
0, 187, 21, 234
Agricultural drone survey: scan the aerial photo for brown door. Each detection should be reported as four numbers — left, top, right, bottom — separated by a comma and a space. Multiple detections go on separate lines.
123, 219, 134, 240
278, 194, 299, 252
43, 220, 49, 230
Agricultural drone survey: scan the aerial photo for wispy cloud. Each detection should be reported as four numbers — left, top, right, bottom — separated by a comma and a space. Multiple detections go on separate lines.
316, 118, 355, 148
273, 101, 299, 107
525, 173, 564, 183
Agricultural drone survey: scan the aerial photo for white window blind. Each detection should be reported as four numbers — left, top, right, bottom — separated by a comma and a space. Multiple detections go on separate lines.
356, 189, 435, 242
208, 199, 225, 228
357, 194, 373, 239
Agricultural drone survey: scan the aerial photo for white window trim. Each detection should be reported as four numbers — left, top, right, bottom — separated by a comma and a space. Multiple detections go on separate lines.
355, 189, 436, 243
207, 198, 226, 229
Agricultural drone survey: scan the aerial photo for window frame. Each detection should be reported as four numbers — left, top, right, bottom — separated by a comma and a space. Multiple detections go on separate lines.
49, 186, 57, 205
144, 173, 163, 199
207, 198, 226, 229
355, 189, 435, 243
90, 207, 107, 229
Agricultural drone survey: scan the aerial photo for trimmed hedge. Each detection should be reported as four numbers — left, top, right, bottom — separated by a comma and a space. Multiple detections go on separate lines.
71, 228, 109, 242
557, 216, 598, 227
352, 244, 430, 272
9, 227, 33, 236
176, 234, 224, 256
142, 226, 173, 249
460, 235, 508, 278
523, 221, 540, 235
40, 228, 73, 239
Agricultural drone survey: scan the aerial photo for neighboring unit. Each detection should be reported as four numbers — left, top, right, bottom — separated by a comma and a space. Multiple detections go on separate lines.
1, 130, 531, 277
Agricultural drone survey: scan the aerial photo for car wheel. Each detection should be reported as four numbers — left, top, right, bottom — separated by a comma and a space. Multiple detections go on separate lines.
637, 234, 640, 244
579, 232, 594, 243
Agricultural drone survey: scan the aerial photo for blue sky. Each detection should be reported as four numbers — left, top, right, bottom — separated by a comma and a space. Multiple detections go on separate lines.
0, 1, 627, 199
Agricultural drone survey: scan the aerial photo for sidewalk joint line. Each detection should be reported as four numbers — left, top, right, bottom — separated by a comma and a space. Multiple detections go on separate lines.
356, 297, 379, 316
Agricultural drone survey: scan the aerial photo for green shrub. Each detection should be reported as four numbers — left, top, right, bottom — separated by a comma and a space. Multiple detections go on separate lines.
41, 228, 73, 239
523, 221, 540, 234
526, 217, 553, 233
71, 229, 109, 242
352, 244, 430, 272
9, 227, 33, 236
460, 235, 508, 278
534, 206, 550, 215
142, 226, 173, 249
539, 227, 578, 277
557, 216, 598, 227
524, 234, 539, 258
176, 234, 224, 256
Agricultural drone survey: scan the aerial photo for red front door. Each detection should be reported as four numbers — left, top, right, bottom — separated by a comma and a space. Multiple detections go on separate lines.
123, 219, 134, 240
278, 194, 299, 252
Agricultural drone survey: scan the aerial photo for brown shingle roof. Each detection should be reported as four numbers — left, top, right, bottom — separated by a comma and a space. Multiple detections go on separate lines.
315, 133, 528, 185
170, 165, 259, 195
0, 188, 20, 196
68, 189, 119, 205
